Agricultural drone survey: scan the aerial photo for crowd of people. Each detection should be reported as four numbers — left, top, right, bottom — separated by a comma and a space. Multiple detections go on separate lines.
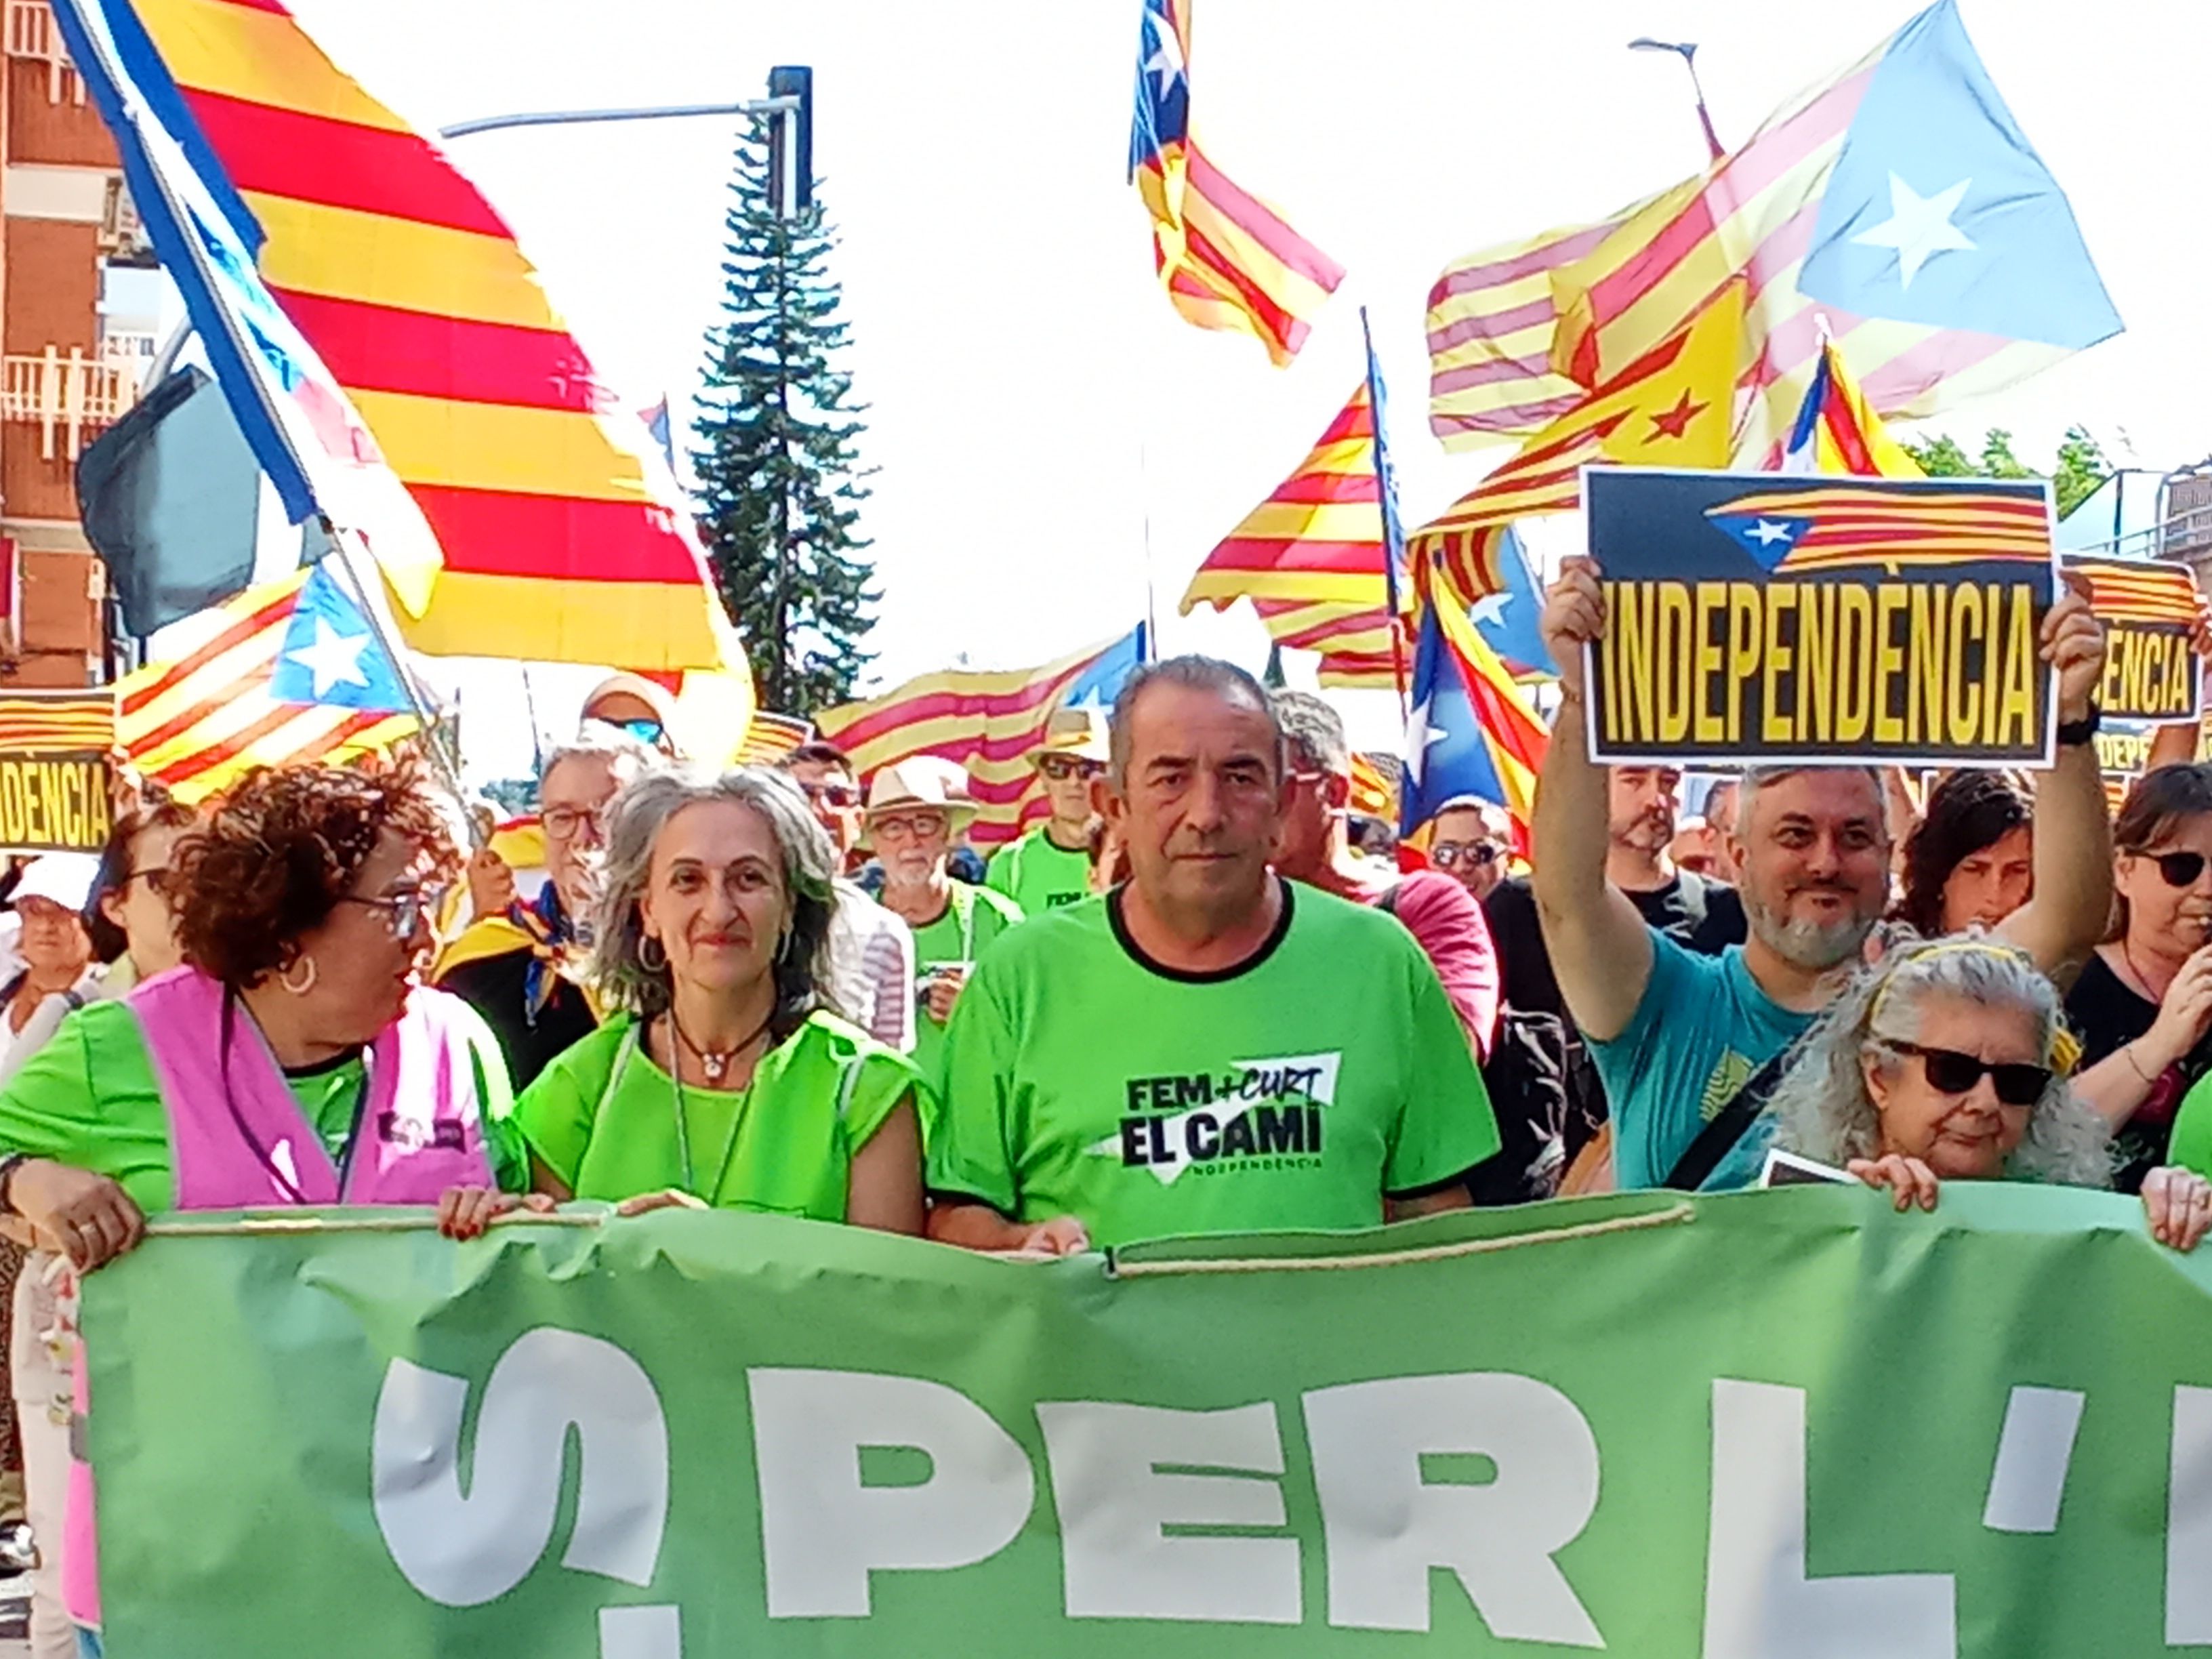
0, 566, 2198, 1647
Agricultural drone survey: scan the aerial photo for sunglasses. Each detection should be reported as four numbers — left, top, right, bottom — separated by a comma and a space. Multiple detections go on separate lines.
2136, 849, 2211, 888
1038, 756, 1104, 782
1431, 841, 1502, 870
614, 717, 667, 747
799, 780, 861, 810
1891, 1041, 2050, 1107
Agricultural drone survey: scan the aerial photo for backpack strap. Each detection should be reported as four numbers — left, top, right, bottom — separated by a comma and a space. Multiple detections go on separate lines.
1662, 1031, 1807, 1192
1376, 881, 1403, 918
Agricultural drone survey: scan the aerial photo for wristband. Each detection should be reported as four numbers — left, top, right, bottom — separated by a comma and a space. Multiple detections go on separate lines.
2055, 701, 2102, 746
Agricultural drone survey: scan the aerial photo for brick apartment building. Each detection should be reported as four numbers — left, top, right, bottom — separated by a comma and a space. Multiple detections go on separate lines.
0, 1, 150, 687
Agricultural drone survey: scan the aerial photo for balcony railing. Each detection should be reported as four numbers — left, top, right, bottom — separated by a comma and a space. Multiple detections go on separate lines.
1, 346, 136, 462
5, 1, 83, 106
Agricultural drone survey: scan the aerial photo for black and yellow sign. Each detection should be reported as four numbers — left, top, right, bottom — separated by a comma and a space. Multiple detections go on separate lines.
0, 693, 114, 853
1584, 470, 2057, 768
2065, 556, 2202, 723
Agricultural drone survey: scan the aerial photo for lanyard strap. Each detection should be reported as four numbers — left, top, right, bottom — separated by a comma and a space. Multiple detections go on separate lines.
216, 994, 370, 1206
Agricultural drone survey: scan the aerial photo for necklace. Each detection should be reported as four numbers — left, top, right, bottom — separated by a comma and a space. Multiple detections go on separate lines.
661, 1007, 777, 1200
667, 1004, 774, 1085
2123, 936, 2180, 1004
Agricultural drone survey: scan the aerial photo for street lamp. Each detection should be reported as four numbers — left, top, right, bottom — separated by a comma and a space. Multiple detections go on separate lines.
1628, 37, 1724, 162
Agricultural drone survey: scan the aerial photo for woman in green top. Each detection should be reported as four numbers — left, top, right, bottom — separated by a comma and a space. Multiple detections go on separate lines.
480, 765, 927, 1231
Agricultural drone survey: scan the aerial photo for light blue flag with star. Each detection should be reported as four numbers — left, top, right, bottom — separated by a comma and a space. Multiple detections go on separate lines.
1797, 0, 2121, 349
267, 564, 415, 714
1467, 528, 1559, 680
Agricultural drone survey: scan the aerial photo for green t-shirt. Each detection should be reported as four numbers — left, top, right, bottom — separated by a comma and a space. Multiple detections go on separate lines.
986, 827, 1094, 918
907, 882, 1025, 1082
0, 997, 526, 1215
930, 882, 1500, 1247
515, 1010, 926, 1221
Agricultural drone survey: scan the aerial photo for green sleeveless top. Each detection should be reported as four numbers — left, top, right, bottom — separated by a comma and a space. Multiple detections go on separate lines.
514, 1010, 926, 1221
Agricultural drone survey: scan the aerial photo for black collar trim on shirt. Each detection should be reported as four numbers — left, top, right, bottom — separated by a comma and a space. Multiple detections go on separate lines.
282, 1046, 365, 1080
1106, 878, 1295, 985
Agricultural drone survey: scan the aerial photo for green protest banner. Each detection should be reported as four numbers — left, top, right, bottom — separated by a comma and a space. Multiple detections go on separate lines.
84, 1186, 2212, 1657
1584, 469, 2058, 769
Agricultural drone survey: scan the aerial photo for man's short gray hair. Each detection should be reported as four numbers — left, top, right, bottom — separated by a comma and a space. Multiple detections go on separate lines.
541, 721, 660, 790
587, 764, 842, 1029
1108, 655, 1284, 786
1740, 764, 1885, 827
1269, 689, 1349, 775
1767, 934, 2111, 1186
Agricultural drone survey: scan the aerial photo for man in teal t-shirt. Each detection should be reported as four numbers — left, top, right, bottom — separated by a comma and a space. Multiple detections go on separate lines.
987, 707, 1109, 918
928, 657, 1497, 1252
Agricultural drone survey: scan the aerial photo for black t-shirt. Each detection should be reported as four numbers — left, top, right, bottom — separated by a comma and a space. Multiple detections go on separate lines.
2063, 952, 2212, 1195
437, 946, 600, 1092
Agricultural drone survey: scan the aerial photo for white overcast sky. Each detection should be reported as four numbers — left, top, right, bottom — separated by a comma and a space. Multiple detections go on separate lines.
274, 0, 2212, 772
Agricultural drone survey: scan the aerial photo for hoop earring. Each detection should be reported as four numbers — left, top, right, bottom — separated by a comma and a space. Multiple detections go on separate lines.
638, 935, 668, 973
279, 954, 319, 996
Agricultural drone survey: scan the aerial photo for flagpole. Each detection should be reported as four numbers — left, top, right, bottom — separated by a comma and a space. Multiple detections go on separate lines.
1359, 306, 1412, 722
316, 518, 478, 831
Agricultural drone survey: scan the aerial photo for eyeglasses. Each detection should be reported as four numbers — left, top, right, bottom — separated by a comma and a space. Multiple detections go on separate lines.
1431, 841, 1502, 870
613, 717, 667, 747
1890, 1041, 2050, 1107
798, 779, 861, 809
340, 883, 451, 941
542, 804, 607, 843
1038, 756, 1104, 782
118, 867, 173, 899
872, 811, 949, 843
2137, 849, 2212, 888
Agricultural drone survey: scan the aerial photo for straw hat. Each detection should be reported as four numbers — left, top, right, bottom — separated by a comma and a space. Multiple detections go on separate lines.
859, 759, 979, 848
1032, 705, 1110, 766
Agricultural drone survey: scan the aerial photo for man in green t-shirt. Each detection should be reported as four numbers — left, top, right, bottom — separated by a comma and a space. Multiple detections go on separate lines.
928, 657, 1499, 1253
865, 760, 1023, 1081
987, 707, 1107, 916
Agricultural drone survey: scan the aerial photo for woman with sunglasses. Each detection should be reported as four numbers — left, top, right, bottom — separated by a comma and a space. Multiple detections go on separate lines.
0, 761, 531, 1655
2066, 765, 2212, 1192
1765, 937, 2212, 1250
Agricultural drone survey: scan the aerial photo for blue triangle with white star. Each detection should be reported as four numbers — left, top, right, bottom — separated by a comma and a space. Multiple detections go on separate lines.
1708, 512, 1813, 571
1398, 602, 1510, 836
268, 565, 415, 713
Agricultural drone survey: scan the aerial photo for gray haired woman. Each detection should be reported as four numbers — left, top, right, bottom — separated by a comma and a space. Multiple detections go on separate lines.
449, 765, 927, 1235
1766, 935, 2212, 1250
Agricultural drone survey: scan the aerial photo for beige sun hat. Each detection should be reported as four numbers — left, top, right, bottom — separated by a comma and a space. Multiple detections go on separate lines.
1032, 705, 1110, 766
859, 759, 979, 848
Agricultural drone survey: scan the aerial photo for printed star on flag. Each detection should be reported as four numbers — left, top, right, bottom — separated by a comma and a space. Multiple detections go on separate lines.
285, 615, 372, 699
1646, 389, 1706, 441
1851, 173, 1977, 291
1142, 9, 1185, 100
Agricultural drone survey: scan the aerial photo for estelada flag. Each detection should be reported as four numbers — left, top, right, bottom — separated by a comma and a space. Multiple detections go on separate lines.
53, 0, 744, 676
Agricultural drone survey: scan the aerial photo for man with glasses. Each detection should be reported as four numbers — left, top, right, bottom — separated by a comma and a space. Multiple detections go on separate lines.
1269, 693, 1498, 1058
987, 708, 1110, 918
1425, 797, 1514, 901
778, 743, 918, 1054
927, 657, 1496, 1254
864, 760, 1023, 1079
435, 727, 656, 1087
1533, 557, 2116, 1191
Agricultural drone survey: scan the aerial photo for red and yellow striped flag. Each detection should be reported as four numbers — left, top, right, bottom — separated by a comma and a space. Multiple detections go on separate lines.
115, 572, 421, 803
1130, 0, 1343, 366
1706, 483, 2051, 575
2064, 557, 2200, 627
1181, 382, 1398, 689
123, 0, 741, 673
734, 712, 816, 767
815, 628, 1146, 848
1410, 283, 1744, 603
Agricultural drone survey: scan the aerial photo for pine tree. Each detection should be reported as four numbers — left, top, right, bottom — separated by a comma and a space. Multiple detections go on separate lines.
693, 122, 876, 714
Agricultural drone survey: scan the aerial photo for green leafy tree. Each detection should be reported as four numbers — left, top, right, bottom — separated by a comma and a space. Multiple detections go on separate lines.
1900, 425, 2110, 518
693, 123, 876, 714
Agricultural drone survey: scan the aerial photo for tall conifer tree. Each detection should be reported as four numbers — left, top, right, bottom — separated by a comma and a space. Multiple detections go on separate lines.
693, 121, 875, 713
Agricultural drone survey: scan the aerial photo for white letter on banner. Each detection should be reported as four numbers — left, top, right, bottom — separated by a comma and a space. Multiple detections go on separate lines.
750, 1368, 1033, 1617
1303, 1374, 1603, 1644
1036, 1399, 1298, 1624
371, 1328, 670, 1607
1702, 1379, 1954, 1659
2167, 1385, 2212, 1641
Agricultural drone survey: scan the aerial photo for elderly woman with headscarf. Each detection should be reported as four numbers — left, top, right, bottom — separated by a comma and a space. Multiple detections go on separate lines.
471, 765, 927, 1232
1764, 935, 2212, 1250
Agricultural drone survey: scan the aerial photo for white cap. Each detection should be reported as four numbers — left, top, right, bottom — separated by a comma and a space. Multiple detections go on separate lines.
11, 853, 100, 913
